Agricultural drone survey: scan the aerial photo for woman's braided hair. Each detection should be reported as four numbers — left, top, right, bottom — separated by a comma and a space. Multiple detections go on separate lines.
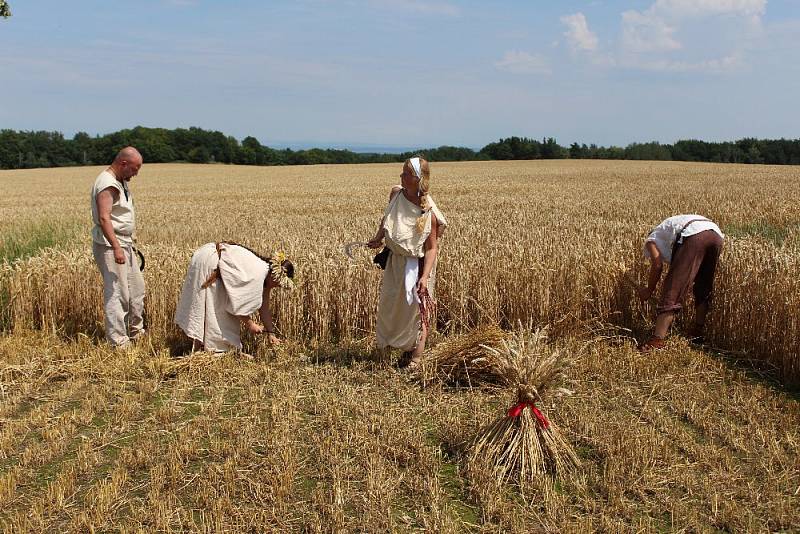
406, 156, 431, 233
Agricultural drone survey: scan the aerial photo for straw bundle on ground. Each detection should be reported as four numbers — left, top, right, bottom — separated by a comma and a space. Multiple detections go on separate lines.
418, 324, 510, 387
465, 330, 580, 489
154, 351, 230, 379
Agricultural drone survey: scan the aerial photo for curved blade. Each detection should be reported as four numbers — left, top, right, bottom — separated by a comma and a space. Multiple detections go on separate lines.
342, 241, 368, 259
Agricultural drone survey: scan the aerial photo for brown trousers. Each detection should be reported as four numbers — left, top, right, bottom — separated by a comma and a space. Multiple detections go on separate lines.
657, 230, 723, 315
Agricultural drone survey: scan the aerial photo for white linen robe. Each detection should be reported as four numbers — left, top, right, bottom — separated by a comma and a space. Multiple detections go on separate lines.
175, 243, 269, 351
376, 189, 448, 350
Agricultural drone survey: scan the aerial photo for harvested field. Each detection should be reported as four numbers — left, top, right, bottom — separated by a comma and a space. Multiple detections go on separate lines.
1, 160, 799, 531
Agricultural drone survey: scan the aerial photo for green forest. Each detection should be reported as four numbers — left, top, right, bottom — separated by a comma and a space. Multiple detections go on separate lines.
1, 126, 799, 169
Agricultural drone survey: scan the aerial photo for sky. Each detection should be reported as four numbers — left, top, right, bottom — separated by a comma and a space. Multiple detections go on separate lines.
1, 0, 799, 150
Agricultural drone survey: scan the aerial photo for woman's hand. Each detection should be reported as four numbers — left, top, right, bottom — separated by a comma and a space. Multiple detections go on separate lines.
268, 333, 282, 345
416, 276, 429, 296
245, 319, 264, 335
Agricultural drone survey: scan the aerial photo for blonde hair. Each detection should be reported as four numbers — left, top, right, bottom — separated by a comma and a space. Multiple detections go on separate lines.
405, 156, 431, 233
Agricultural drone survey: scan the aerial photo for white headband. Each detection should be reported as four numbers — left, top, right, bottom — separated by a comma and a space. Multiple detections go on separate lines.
409, 157, 423, 182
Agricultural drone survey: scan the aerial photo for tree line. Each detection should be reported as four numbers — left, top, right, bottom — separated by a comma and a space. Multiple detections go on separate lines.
1, 127, 799, 170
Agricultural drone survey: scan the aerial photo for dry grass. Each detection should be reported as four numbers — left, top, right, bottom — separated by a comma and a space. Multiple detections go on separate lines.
0, 331, 797, 531
417, 324, 509, 387
0, 160, 799, 531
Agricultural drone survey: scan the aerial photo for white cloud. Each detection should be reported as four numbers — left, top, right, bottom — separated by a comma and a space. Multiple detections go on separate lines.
552, 1, 764, 74
367, 0, 459, 16
0, 51, 128, 89
628, 53, 743, 72
616, 0, 765, 65
561, 13, 599, 53
494, 51, 550, 75
621, 10, 682, 53
651, 0, 766, 18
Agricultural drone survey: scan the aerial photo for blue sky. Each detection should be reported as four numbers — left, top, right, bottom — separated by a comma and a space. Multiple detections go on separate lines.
1, 0, 798, 149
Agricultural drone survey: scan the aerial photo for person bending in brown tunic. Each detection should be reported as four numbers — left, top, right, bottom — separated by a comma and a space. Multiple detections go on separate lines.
637, 214, 724, 352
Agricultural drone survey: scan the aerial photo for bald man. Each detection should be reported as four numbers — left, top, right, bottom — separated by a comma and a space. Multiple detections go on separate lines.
91, 147, 146, 347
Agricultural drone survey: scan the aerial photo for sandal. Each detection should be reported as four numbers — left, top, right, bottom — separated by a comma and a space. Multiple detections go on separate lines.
397, 350, 413, 368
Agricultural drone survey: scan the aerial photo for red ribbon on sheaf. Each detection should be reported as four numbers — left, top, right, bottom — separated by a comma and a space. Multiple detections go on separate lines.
507, 402, 550, 429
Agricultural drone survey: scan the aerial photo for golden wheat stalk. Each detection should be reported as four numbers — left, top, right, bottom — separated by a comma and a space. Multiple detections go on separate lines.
417, 324, 510, 387
465, 329, 580, 489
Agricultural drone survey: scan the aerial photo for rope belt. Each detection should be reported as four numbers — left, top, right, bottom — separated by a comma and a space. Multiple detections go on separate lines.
671, 218, 710, 258
200, 242, 224, 289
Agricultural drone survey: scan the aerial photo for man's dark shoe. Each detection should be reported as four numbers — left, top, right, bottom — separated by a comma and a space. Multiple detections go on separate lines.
687, 325, 705, 346
688, 335, 705, 346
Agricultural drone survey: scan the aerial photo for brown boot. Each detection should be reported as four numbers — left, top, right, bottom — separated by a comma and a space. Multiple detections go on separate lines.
639, 336, 666, 353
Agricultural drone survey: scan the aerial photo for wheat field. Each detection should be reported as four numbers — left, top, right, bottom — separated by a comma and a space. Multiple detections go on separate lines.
0, 160, 799, 532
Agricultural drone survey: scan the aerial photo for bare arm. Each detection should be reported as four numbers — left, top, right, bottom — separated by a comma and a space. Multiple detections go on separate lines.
639, 241, 663, 301
259, 286, 281, 344
96, 187, 125, 264
416, 212, 439, 294
234, 289, 275, 340
367, 186, 402, 249
237, 314, 263, 335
